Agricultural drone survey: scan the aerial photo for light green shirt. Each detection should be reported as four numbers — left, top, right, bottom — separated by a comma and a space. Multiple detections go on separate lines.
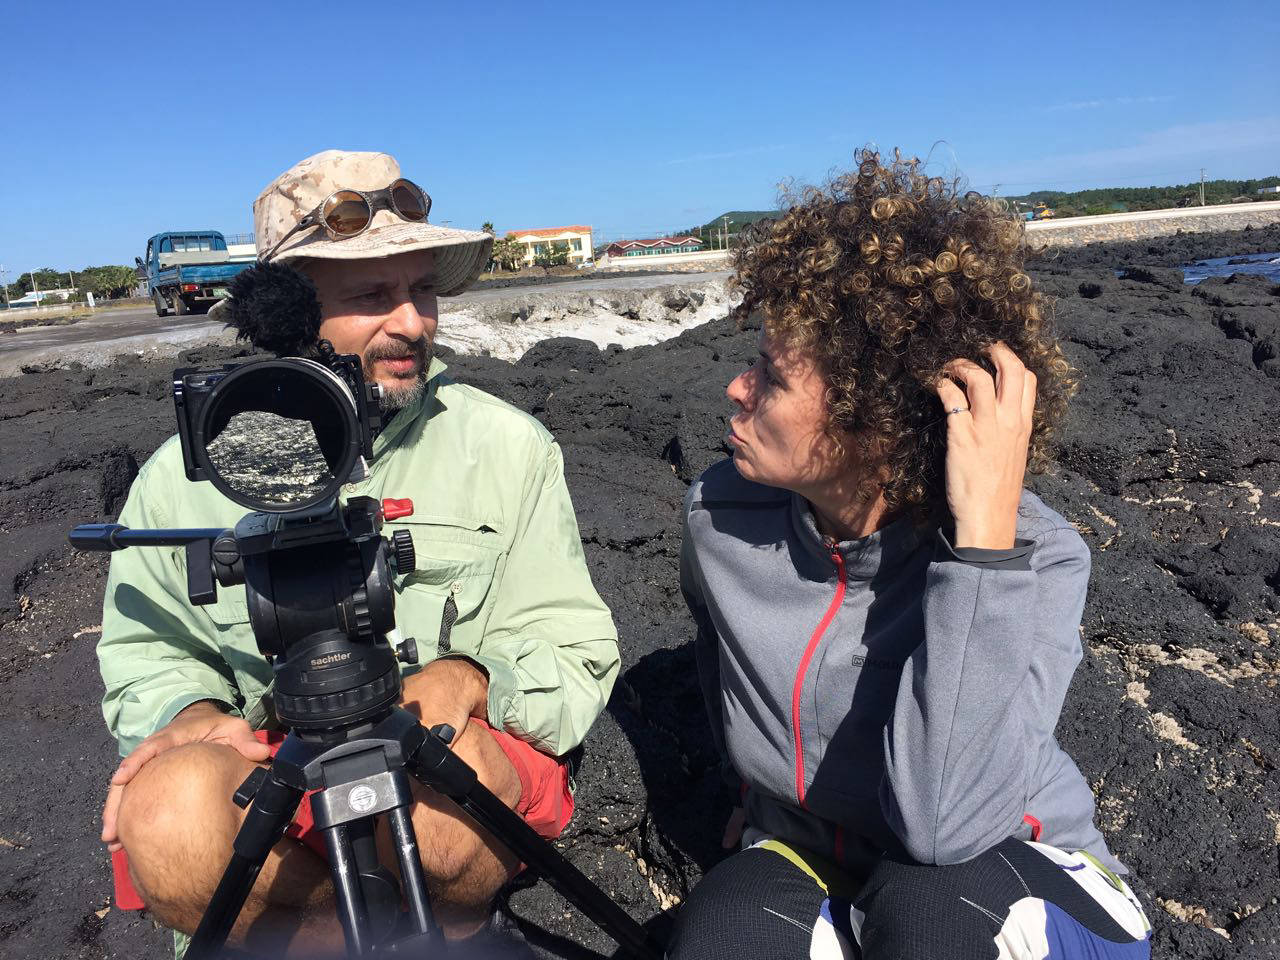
97, 358, 620, 758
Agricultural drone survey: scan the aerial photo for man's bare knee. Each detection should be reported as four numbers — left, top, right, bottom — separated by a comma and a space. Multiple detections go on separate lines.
116, 742, 251, 918
118, 742, 248, 848
452, 722, 522, 811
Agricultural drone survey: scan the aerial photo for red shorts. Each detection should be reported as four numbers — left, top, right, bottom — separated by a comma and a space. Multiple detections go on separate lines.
111, 719, 573, 911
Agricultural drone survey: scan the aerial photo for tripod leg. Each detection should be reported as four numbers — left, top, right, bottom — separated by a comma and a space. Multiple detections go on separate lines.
188, 768, 305, 960
324, 822, 374, 958
386, 804, 438, 938
408, 724, 665, 960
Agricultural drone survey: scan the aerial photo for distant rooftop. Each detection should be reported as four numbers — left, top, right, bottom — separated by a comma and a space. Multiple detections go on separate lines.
608, 236, 702, 249
507, 225, 592, 237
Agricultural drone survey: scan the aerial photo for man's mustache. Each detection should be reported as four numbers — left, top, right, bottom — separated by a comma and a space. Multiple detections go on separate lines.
364, 338, 429, 366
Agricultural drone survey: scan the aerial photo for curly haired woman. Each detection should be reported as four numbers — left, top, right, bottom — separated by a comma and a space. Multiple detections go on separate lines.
673, 152, 1151, 959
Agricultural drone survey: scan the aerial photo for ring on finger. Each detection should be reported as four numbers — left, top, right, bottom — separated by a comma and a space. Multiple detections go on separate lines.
946, 406, 970, 415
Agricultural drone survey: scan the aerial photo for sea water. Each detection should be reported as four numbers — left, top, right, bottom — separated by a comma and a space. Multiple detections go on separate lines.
1182, 253, 1280, 285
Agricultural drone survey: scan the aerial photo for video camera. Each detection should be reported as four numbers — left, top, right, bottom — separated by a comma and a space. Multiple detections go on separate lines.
73, 345, 422, 735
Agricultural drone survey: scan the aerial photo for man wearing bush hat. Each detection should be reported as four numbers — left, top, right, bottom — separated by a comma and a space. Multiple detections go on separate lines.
96, 150, 620, 957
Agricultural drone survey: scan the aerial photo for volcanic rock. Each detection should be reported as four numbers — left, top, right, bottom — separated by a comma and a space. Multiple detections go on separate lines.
1, 226, 1278, 957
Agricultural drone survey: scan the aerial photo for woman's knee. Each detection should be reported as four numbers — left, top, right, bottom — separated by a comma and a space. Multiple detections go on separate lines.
670, 846, 830, 960
855, 840, 1150, 959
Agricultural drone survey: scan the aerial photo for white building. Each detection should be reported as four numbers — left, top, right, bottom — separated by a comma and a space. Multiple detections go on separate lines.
507, 226, 594, 266
7, 288, 74, 306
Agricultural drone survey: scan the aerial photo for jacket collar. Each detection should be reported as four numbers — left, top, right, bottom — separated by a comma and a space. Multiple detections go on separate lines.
370, 355, 448, 459
789, 492, 927, 581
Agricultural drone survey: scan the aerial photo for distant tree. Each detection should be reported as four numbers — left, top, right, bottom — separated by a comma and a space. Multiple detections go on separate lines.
6, 264, 139, 302
481, 221, 496, 235
92, 265, 141, 298
1006, 174, 1279, 217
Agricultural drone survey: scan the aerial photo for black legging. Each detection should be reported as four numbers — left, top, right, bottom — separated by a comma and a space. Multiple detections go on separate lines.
668, 838, 1150, 959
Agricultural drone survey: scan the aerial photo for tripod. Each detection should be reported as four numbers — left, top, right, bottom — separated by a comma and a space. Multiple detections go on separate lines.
74, 499, 666, 960
189, 700, 662, 960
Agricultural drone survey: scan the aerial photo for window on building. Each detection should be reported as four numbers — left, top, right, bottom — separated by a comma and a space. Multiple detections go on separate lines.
571, 239, 582, 251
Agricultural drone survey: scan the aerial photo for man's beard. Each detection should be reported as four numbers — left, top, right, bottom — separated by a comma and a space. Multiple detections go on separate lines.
365, 337, 433, 412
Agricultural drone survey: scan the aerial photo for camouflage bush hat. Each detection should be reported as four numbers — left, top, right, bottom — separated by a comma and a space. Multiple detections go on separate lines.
253, 150, 492, 296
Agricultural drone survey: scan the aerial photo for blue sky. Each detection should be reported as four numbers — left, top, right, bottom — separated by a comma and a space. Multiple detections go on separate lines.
1, 0, 1277, 276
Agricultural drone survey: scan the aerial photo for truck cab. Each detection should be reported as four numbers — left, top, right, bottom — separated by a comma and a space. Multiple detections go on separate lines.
138, 231, 255, 317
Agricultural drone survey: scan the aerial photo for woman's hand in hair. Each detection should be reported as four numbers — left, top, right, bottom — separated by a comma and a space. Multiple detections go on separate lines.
935, 343, 1037, 549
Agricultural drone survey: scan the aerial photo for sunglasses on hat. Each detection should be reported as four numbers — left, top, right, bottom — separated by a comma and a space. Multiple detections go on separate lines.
261, 178, 432, 262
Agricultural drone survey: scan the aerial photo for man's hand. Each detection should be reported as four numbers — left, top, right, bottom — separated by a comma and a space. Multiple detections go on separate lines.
101, 701, 270, 852
934, 343, 1037, 550
400, 658, 490, 744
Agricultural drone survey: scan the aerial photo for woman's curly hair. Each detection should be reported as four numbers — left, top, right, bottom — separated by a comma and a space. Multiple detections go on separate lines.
731, 148, 1074, 523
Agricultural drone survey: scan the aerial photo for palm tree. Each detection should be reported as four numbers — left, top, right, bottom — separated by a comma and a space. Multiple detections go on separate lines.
492, 236, 525, 272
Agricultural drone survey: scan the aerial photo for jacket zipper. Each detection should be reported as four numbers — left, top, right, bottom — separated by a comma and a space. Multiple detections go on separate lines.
437, 581, 462, 655
791, 545, 847, 809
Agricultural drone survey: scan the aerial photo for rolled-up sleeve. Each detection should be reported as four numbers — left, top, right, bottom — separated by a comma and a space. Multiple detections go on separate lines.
98, 454, 240, 757
466, 441, 620, 756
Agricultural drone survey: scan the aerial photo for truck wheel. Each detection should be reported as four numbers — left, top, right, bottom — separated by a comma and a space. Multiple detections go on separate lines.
153, 290, 170, 317
172, 293, 189, 316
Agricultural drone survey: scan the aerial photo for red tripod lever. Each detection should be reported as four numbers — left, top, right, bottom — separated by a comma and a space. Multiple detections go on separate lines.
382, 498, 414, 520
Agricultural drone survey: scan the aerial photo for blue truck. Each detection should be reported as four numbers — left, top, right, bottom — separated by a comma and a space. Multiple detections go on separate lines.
137, 231, 255, 317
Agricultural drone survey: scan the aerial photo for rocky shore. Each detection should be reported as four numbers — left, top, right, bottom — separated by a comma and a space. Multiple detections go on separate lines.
1, 226, 1278, 958
436, 272, 733, 359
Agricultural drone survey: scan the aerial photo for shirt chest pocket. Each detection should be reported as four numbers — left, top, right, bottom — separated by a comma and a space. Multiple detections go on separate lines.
197, 594, 274, 722
390, 517, 504, 661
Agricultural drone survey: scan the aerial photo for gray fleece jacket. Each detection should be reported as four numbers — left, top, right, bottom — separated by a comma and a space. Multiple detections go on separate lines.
680, 458, 1124, 879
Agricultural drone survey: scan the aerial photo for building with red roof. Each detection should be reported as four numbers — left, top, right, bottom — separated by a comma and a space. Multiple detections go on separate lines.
604, 236, 704, 258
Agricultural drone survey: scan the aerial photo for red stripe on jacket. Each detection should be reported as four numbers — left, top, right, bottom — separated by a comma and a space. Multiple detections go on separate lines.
791, 550, 847, 808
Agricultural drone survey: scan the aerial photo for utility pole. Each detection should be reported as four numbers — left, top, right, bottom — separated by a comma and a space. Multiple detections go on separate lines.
0, 265, 9, 308
1199, 168, 1206, 207
30, 270, 40, 302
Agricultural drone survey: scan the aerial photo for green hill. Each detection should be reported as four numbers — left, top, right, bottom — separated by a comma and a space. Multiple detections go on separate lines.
661, 210, 781, 247
1006, 176, 1280, 218
699, 210, 781, 233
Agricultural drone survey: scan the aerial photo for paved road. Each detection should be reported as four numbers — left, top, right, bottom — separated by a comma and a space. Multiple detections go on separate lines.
0, 305, 228, 376
0, 271, 732, 378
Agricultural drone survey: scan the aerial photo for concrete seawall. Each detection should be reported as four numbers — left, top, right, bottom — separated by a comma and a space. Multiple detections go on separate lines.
592, 203, 1280, 272
1025, 200, 1280, 247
